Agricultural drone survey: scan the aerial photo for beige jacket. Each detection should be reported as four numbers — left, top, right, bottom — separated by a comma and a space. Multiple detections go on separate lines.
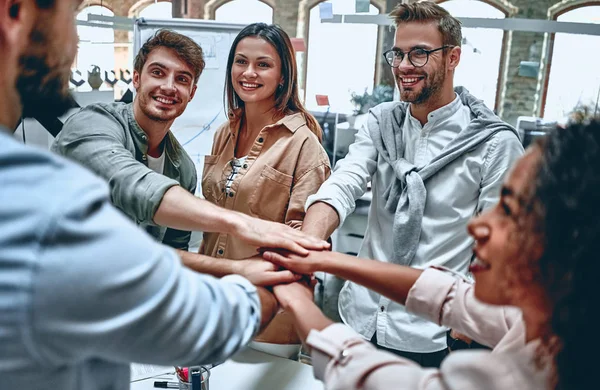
201, 113, 330, 260
308, 268, 552, 389
201, 113, 330, 344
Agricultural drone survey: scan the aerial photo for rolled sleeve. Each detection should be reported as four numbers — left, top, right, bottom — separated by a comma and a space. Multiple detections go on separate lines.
406, 268, 458, 325
307, 324, 431, 390
52, 105, 178, 224
307, 323, 542, 390
305, 123, 378, 226
406, 268, 521, 349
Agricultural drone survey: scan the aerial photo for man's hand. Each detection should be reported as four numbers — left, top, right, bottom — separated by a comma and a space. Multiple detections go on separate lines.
262, 249, 331, 276
272, 281, 315, 311
154, 188, 329, 255
232, 213, 330, 256
234, 256, 301, 287
271, 281, 333, 343
256, 287, 279, 331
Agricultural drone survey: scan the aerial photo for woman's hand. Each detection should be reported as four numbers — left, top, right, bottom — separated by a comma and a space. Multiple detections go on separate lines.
272, 281, 315, 311
261, 249, 332, 275
272, 280, 333, 342
233, 213, 330, 255
234, 256, 302, 286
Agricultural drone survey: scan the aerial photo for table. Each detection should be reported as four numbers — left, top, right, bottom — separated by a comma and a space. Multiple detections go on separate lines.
131, 347, 324, 390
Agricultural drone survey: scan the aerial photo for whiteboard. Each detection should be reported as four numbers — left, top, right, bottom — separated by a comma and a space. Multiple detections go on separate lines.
134, 18, 245, 194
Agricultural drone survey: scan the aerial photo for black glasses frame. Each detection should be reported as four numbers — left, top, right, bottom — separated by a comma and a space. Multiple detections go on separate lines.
383, 45, 453, 68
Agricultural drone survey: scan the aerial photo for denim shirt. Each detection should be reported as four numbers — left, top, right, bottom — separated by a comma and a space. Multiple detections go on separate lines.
1, 130, 260, 390
52, 102, 197, 250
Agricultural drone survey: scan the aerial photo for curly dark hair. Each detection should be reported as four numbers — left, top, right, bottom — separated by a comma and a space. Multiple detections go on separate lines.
529, 120, 600, 389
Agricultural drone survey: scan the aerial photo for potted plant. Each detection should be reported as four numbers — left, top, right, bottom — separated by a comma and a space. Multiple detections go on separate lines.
349, 85, 394, 127
570, 101, 598, 123
348, 89, 370, 127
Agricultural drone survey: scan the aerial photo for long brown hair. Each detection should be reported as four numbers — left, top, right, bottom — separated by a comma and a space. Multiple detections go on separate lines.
224, 23, 322, 141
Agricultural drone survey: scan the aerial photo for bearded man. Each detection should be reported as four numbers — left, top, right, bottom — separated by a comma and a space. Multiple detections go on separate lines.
300, 1, 524, 367
0, 1, 325, 388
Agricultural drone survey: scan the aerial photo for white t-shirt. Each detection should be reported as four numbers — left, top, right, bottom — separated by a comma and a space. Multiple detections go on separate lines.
147, 152, 165, 175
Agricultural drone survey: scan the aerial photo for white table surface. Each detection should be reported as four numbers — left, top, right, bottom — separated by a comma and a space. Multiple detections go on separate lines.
130, 347, 324, 390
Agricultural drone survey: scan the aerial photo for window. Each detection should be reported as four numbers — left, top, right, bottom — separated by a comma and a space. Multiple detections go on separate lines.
543, 5, 600, 122
439, 0, 505, 111
304, 0, 380, 113
75, 6, 115, 92
138, 1, 173, 18
214, 0, 273, 24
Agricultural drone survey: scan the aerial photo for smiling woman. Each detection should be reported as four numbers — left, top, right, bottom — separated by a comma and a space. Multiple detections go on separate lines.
196, 23, 331, 355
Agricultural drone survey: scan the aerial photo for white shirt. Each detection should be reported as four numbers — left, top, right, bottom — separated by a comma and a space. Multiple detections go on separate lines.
147, 151, 166, 174
306, 95, 524, 353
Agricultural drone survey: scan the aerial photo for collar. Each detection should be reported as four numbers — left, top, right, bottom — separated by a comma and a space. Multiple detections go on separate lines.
407, 93, 462, 127
228, 112, 306, 137
126, 103, 181, 168
274, 112, 306, 133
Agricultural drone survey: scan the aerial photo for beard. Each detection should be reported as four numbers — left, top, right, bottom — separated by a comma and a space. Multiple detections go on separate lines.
136, 91, 185, 123
16, 28, 75, 119
398, 65, 446, 106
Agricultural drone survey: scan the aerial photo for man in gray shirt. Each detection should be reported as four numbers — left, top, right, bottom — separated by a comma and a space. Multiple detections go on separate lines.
0, 0, 318, 388
54, 29, 203, 251
53, 30, 326, 284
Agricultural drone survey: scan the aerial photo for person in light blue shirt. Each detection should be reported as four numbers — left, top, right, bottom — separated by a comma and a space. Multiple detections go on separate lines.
0, 1, 280, 389
1, 130, 273, 389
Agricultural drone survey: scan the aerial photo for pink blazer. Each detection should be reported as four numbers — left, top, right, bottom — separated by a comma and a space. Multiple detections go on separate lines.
307, 268, 552, 390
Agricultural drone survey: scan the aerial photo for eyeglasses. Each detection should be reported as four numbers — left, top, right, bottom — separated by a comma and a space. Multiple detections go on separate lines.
383, 45, 452, 68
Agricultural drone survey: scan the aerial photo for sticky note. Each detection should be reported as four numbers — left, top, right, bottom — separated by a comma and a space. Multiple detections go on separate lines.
290, 37, 306, 52
315, 95, 330, 106
355, 0, 370, 13
319, 2, 333, 20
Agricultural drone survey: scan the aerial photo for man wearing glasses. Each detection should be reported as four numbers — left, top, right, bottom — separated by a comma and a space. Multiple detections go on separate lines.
301, 1, 523, 367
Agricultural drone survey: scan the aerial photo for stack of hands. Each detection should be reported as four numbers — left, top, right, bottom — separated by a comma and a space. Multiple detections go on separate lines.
234, 248, 328, 314
229, 215, 330, 308
194, 216, 339, 338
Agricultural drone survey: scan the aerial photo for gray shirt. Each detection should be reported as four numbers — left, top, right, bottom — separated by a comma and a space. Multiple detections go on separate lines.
306, 94, 524, 353
52, 102, 197, 250
1, 130, 260, 390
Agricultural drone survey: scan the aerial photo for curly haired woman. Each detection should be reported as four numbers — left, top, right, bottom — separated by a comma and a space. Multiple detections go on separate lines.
264, 119, 600, 389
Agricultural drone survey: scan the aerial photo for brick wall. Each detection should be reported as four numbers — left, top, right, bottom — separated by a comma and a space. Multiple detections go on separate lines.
80, 0, 590, 124
273, 0, 301, 36
498, 0, 555, 125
